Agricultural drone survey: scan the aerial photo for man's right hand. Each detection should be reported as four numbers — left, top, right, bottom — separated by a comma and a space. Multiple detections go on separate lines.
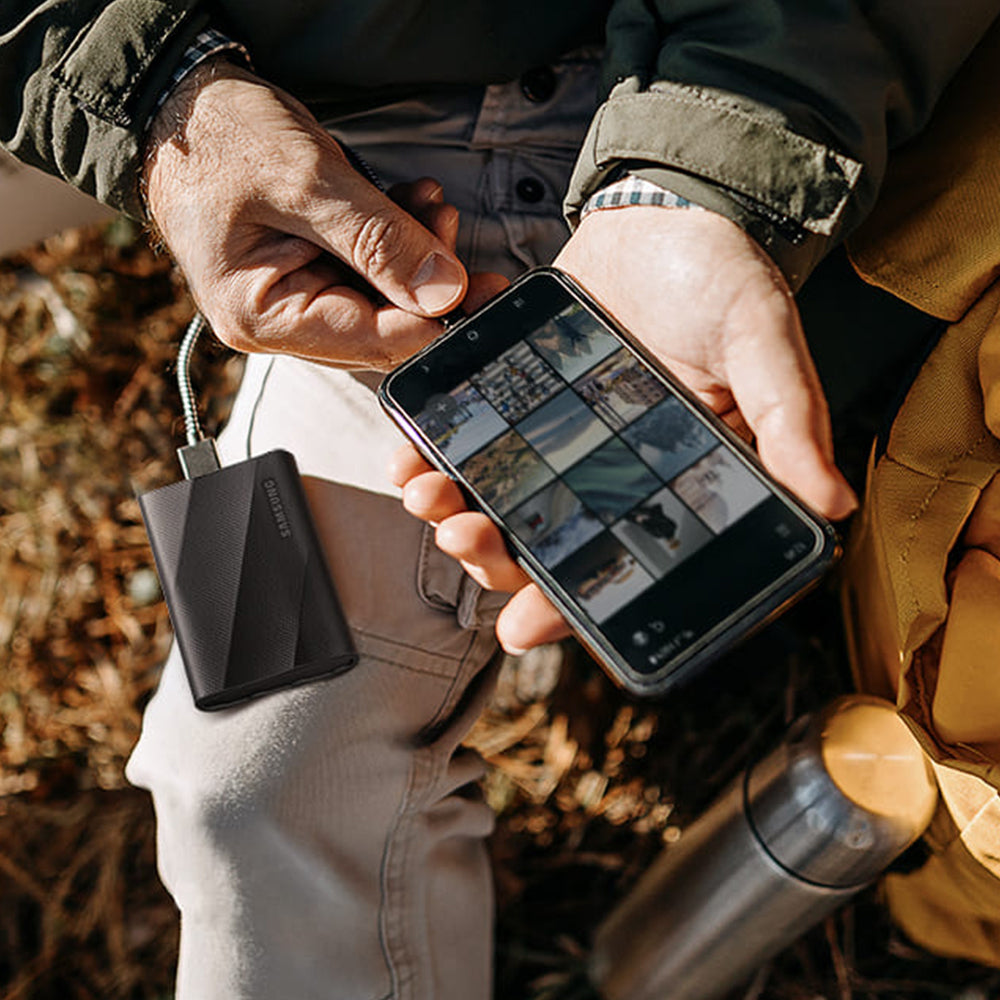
143, 58, 475, 369
393, 205, 858, 656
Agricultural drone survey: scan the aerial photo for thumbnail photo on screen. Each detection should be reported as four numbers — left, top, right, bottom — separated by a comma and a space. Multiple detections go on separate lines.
670, 447, 769, 533
526, 303, 620, 382
573, 348, 667, 431
416, 382, 508, 464
621, 397, 717, 481
563, 438, 662, 525
610, 485, 712, 577
507, 479, 604, 569
459, 428, 555, 515
553, 531, 655, 623
516, 389, 613, 474
470, 341, 563, 423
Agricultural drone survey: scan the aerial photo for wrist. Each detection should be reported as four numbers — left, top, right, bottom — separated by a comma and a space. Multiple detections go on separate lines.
146, 55, 255, 156
580, 169, 830, 293
622, 166, 830, 292
142, 56, 261, 226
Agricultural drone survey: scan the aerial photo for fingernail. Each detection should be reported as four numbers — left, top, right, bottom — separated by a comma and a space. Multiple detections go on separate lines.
411, 252, 464, 314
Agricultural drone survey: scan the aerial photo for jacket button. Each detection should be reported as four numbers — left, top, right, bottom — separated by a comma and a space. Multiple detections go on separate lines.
515, 177, 545, 203
520, 66, 557, 103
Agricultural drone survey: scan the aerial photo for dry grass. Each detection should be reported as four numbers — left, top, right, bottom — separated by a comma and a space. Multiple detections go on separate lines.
1, 221, 998, 1000
0, 221, 235, 999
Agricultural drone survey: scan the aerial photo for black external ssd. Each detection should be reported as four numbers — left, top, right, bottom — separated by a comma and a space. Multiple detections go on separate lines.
139, 449, 357, 710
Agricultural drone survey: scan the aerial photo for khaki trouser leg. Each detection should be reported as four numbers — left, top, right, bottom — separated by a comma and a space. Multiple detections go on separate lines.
127, 352, 507, 1000
127, 54, 601, 1000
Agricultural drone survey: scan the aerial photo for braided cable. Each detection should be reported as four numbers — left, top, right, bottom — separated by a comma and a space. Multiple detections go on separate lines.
177, 314, 206, 446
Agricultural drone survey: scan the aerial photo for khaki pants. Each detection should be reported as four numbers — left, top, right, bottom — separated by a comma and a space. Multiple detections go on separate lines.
126, 53, 603, 1000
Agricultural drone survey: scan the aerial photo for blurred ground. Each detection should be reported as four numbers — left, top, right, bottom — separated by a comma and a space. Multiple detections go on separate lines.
1, 221, 998, 999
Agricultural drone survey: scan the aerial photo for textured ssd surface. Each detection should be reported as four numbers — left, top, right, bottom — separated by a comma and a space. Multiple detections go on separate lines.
139, 450, 356, 709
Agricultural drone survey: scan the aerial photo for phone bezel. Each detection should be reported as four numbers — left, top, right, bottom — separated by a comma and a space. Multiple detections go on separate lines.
379, 267, 839, 697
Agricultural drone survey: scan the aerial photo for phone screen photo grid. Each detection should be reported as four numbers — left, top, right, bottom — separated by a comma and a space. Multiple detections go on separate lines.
415, 303, 769, 626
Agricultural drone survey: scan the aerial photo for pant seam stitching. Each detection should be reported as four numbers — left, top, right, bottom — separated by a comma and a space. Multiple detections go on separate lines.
376, 629, 494, 998
352, 624, 464, 660
378, 744, 435, 1000
422, 628, 486, 735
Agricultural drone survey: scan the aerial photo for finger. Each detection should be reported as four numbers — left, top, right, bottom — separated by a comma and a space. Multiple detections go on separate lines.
724, 300, 857, 520
401, 470, 468, 523
464, 272, 510, 312
495, 584, 572, 654
388, 177, 445, 212
389, 179, 463, 256
717, 404, 754, 444
422, 202, 460, 252
229, 253, 446, 368
388, 442, 434, 487
287, 152, 468, 317
435, 512, 531, 592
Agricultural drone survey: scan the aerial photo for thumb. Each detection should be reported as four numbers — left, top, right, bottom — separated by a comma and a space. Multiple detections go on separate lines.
725, 301, 857, 521
292, 159, 468, 317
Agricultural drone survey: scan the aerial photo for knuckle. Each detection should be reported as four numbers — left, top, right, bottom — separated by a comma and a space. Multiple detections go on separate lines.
350, 208, 410, 278
207, 290, 262, 355
212, 321, 255, 355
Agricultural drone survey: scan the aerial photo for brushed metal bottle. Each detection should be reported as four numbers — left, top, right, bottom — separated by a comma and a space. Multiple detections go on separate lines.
590, 695, 938, 1000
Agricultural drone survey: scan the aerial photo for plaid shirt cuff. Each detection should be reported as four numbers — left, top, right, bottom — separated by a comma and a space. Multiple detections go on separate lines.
580, 176, 704, 220
152, 29, 252, 117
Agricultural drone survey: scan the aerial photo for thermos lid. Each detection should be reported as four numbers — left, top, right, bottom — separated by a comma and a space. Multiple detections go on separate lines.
745, 695, 938, 887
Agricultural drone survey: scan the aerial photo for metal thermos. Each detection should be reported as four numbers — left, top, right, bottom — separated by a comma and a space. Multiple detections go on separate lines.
590, 695, 938, 1000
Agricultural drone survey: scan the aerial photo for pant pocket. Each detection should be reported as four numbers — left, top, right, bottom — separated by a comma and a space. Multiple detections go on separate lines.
416, 522, 508, 630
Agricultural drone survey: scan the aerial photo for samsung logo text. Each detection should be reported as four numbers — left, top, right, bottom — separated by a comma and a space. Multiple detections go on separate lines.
262, 478, 293, 539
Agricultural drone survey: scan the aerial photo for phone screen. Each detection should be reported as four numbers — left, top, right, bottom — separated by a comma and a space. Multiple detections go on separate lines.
382, 270, 836, 694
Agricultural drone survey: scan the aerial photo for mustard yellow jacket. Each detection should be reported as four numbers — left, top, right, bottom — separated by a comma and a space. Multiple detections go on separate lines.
844, 17, 1000, 964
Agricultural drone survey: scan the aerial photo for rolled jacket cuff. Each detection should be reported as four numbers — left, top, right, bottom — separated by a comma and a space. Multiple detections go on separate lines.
47, 0, 211, 218
626, 166, 831, 292
565, 77, 864, 290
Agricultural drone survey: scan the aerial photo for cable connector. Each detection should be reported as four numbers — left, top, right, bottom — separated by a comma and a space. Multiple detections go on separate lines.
178, 437, 221, 479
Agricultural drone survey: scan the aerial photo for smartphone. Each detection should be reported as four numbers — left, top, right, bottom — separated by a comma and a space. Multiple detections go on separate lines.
379, 268, 839, 697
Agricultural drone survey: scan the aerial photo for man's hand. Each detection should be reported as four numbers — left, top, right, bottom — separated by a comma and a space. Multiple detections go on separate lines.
556, 206, 855, 518
144, 58, 474, 369
393, 205, 857, 654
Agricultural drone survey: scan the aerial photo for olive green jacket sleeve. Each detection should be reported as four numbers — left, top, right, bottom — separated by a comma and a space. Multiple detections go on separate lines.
568, 0, 1000, 288
3, 0, 999, 281
0, 0, 210, 217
